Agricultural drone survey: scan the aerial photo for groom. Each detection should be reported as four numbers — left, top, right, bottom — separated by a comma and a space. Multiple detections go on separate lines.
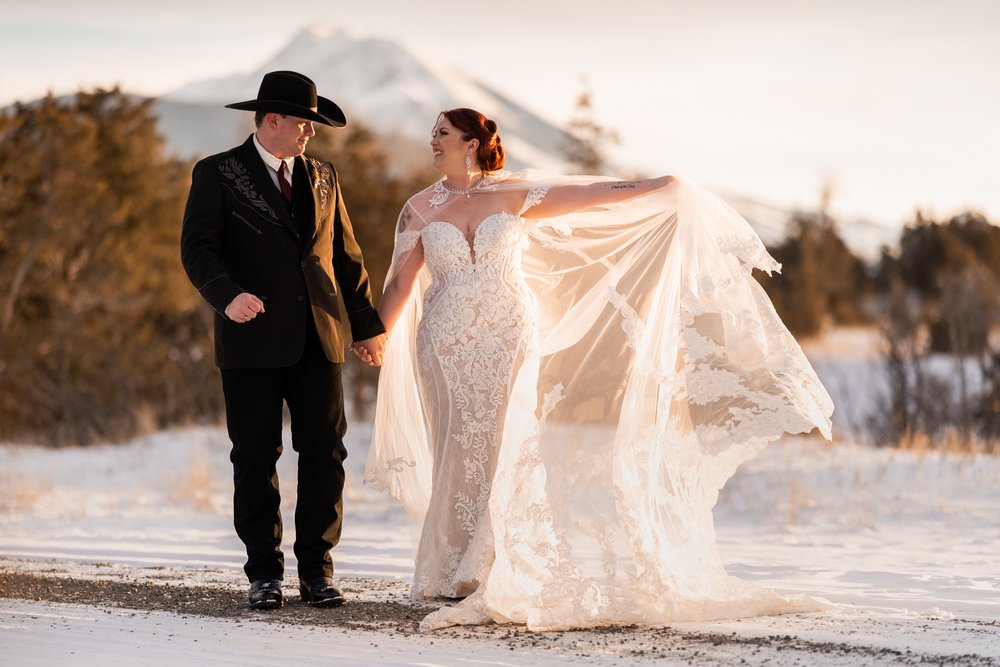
180, 71, 386, 609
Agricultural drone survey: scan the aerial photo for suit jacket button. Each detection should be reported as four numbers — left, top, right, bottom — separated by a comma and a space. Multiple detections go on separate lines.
297, 295, 305, 302
301, 261, 306, 268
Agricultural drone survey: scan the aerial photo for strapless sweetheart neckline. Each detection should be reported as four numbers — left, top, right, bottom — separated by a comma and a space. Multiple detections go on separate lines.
424, 212, 517, 264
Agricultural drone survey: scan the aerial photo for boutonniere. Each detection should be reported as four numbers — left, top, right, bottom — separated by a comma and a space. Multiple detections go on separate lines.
308, 158, 332, 210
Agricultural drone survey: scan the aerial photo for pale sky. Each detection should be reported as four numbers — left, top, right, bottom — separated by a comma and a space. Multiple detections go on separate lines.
2, 0, 998, 227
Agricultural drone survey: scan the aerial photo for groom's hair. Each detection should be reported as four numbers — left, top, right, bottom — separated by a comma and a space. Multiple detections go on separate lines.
254, 110, 267, 127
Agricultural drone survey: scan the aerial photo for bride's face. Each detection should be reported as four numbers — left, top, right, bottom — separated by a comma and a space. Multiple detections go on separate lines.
430, 116, 475, 172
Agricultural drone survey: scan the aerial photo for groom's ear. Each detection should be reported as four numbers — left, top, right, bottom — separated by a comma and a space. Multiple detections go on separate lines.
261, 112, 281, 129
255, 111, 278, 129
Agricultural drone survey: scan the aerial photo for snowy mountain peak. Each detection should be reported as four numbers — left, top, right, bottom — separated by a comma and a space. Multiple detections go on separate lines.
296, 24, 359, 42
154, 26, 889, 257
163, 26, 573, 172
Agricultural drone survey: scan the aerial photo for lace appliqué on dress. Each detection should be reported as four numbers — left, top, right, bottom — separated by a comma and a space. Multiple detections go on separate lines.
428, 181, 449, 209
369, 172, 834, 633
608, 287, 646, 352
411, 212, 539, 600
521, 185, 550, 213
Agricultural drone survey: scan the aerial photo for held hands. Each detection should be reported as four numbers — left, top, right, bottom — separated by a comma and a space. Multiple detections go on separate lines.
226, 292, 265, 323
226, 292, 385, 365
351, 333, 387, 367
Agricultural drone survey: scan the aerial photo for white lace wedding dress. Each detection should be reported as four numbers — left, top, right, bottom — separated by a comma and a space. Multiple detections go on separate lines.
367, 172, 834, 632
413, 212, 538, 598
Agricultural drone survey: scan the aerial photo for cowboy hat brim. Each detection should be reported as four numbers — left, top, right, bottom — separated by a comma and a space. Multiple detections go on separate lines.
225, 96, 346, 128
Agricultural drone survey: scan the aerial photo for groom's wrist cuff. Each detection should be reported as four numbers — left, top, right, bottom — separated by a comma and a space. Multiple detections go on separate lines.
348, 305, 386, 340
199, 274, 244, 315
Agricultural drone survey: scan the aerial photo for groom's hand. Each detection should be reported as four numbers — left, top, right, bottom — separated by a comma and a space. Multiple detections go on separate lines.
225, 292, 265, 323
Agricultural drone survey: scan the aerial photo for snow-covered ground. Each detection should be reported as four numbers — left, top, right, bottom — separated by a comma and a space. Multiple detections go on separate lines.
2, 328, 999, 665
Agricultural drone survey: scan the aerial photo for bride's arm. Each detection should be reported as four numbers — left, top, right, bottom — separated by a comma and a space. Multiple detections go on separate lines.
522, 176, 674, 219
377, 241, 425, 333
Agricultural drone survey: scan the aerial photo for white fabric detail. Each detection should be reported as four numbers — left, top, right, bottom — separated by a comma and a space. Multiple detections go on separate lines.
365, 170, 833, 632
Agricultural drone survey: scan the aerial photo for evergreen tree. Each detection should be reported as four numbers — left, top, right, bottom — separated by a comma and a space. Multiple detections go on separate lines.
872, 210, 1000, 449
756, 187, 871, 337
561, 77, 620, 174
0, 89, 216, 444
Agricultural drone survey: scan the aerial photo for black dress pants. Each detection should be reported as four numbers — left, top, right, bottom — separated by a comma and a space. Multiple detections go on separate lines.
220, 324, 347, 583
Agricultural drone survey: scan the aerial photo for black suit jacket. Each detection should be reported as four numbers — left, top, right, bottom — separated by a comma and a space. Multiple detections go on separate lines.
180, 135, 384, 368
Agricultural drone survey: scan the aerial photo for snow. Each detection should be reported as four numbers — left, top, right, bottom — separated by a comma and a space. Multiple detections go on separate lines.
1, 599, 576, 666
2, 328, 999, 664
800, 328, 885, 441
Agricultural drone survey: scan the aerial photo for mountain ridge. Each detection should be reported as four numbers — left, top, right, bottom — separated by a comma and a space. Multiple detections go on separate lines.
164, 26, 574, 174
158, 26, 898, 258
8, 25, 899, 259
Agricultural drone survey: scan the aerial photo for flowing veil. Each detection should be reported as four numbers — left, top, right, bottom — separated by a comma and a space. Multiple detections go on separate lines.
365, 170, 833, 631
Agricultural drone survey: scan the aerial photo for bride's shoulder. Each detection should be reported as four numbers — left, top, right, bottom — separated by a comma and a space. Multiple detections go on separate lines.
483, 169, 532, 188
407, 181, 440, 201
481, 169, 548, 198
485, 168, 576, 193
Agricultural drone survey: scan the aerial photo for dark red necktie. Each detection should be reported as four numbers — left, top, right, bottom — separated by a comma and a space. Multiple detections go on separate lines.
277, 160, 292, 204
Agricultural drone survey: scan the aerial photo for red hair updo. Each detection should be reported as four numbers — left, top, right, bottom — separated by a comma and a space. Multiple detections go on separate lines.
441, 108, 505, 172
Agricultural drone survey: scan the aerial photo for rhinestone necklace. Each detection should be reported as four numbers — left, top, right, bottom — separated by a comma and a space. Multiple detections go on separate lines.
440, 175, 486, 198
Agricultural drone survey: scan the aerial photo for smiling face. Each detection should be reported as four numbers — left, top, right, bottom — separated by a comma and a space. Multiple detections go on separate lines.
258, 113, 316, 159
430, 114, 478, 174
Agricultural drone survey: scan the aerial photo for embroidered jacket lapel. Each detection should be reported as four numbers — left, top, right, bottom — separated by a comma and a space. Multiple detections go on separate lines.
302, 156, 335, 244
236, 138, 298, 240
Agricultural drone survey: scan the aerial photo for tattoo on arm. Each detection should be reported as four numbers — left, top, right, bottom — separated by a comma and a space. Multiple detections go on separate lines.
398, 206, 413, 232
610, 181, 639, 190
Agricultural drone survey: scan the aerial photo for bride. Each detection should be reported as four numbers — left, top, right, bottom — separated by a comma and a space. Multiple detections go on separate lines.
362, 108, 833, 632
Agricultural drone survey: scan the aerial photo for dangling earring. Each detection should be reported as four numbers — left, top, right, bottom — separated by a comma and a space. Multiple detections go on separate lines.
465, 153, 473, 169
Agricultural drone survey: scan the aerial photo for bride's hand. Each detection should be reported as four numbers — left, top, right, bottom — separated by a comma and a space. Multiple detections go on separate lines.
352, 334, 387, 367
350, 342, 373, 365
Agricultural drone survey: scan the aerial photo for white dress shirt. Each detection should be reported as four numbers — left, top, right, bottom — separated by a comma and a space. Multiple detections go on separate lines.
253, 133, 295, 193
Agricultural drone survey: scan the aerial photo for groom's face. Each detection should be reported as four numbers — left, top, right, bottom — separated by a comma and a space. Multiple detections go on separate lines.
263, 113, 316, 158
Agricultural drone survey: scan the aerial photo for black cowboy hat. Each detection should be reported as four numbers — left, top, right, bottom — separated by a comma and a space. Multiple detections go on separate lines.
226, 70, 346, 127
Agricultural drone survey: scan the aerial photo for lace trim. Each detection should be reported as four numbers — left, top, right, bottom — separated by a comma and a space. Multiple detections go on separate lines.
393, 230, 422, 258
520, 185, 550, 215
717, 233, 780, 274
608, 287, 645, 351
428, 181, 448, 209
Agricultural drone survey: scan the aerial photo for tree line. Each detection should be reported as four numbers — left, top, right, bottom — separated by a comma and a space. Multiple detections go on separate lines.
756, 201, 1000, 451
1, 89, 997, 449
0, 89, 431, 444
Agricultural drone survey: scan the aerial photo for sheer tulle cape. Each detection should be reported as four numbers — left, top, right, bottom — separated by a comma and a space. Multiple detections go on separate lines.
365, 170, 833, 631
